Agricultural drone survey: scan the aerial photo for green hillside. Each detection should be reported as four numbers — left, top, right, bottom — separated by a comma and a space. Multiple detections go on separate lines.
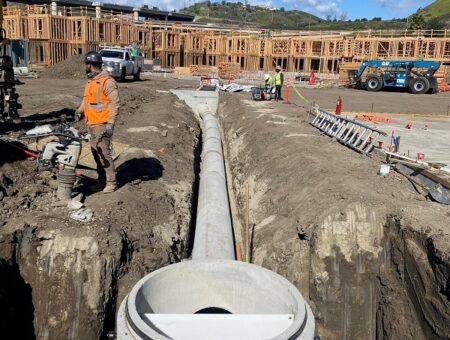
181, 1, 410, 31
181, 2, 322, 30
421, 0, 450, 20
415, 0, 450, 29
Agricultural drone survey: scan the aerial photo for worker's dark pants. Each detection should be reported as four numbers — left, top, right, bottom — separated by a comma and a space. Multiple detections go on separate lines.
275, 85, 282, 101
89, 125, 116, 186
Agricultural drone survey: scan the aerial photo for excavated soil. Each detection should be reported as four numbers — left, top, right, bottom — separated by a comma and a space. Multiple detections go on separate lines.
39, 54, 86, 79
0, 76, 200, 339
2, 74, 450, 340
219, 93, 450, 339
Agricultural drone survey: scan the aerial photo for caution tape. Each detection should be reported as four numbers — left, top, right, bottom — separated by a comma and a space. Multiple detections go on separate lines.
291, 83, 310, 104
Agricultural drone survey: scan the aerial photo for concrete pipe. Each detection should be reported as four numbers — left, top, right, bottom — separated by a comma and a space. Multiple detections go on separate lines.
117, 90, 315, 340
192, 104, 235, 260
117, 260, 315, 340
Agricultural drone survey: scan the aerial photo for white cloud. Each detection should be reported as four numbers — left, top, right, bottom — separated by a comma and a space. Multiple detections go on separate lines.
371, 0, 420, 14
281, 0, 343, 17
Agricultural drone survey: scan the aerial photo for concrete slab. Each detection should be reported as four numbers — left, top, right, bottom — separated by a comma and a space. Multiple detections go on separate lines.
170, 89, 219, 115
345, 114, 450, 171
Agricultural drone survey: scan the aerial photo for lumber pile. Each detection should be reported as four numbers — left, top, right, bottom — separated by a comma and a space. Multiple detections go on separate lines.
174, 67, 191, 75
338, 62, 360, 83
435, 64, 450, 84
189, 65, 217, 76
218, 62, 241, 79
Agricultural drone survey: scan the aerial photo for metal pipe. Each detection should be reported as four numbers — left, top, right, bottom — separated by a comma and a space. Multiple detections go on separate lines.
192, 104, 235, 260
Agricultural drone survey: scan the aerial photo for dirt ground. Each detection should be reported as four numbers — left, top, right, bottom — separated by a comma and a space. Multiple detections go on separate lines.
219, 92, 450, 339
290, 86, 450, 116
1, 72, 449, 340
0, 75, 200, 339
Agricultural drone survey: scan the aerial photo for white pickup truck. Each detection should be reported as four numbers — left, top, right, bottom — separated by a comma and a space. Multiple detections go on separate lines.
100, 47, 144, 81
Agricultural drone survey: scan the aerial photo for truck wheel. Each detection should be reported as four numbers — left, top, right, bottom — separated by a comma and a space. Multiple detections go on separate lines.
366, 76, 383, 92
133, 68, 141, 81
410, 77, 430, 94
120, 68, 126, 81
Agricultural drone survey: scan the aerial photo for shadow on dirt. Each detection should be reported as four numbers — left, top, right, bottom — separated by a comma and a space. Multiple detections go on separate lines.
0, 259, 35, 340
117, 157, 163, 186
0, 140, 32, 166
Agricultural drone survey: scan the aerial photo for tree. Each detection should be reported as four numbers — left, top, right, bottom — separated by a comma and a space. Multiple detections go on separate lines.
425, 17, 445, 30
372, 17, 382, 21
339, 12, 348, 22
280, 7, 285, 12
361, 18, 368, 22
221, 1, 226, 5
409, 12, 425, 30
326, 14, 332, 21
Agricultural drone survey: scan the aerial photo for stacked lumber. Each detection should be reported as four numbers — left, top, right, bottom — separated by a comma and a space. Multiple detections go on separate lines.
338, 62, 360, 83
434, 65, 450, 84
217, 62, 241, 79
189, 65, 217, 76
174, 67, 191, 75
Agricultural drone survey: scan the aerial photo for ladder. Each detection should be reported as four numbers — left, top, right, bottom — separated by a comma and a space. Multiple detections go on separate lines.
310, 105, 387, 154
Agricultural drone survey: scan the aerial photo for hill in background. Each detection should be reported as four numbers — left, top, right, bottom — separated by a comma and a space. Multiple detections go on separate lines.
181, 1, 322, 30
181, 1, 449, 31
419, 0, 450, 28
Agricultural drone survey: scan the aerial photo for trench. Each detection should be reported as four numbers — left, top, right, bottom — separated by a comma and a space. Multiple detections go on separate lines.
1, 88, 449, 339
217, 95, 450, 340
0, 94, 204, 339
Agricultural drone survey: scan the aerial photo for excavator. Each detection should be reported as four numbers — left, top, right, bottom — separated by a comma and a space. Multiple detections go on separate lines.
0, 0, 22, 123
354, 59, 441, 95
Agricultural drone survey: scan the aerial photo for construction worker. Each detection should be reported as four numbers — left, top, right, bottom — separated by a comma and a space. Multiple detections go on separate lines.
131, 47, 139, 59
75, 51, 120, 193
264, 73, 273, 90
264, 73, 274, 99
274, 65, 284, 101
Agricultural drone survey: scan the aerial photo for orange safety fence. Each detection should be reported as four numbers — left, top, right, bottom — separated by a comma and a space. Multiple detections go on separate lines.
438, 82, 450, 92
355, 114, 398, 124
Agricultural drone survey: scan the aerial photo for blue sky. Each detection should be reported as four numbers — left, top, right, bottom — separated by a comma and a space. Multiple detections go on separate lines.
117, 0, 435, 20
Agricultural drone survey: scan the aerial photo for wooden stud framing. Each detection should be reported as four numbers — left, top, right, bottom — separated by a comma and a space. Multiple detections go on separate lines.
3, 5, 450, 74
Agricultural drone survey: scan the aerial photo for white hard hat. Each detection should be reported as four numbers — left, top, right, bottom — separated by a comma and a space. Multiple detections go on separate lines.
264, 74, 270, 80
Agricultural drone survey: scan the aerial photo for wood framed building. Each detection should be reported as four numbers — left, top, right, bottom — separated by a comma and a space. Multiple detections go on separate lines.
3, 4, 450, 75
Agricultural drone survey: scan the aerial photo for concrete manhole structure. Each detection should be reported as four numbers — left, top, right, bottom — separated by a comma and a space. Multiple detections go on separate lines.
117, 90, 315, 340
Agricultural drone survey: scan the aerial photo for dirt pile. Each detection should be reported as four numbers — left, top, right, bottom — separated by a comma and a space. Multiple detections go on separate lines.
40, 54, 86, 79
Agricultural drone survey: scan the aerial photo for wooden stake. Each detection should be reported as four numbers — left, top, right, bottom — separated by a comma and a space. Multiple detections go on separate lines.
246, 182, 250, 263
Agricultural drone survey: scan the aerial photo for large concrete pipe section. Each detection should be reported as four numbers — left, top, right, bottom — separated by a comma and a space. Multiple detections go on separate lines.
192, 103, 235, 260
116, 90, 315, 340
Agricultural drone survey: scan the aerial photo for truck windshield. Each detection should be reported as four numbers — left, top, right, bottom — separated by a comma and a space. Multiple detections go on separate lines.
100, 50, 123, 59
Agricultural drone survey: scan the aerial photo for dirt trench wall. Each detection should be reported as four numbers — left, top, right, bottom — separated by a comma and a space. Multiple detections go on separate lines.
0, 226, 121, 339
219, 93, 450, 339
0, 80, 202, 339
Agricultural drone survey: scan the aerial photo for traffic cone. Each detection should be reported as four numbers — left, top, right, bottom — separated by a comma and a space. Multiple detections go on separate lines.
283, 78, 290, 104
335, 96, 342, 115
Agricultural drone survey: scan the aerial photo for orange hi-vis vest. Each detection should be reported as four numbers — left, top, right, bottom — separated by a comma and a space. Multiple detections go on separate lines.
83, 73, 112, 125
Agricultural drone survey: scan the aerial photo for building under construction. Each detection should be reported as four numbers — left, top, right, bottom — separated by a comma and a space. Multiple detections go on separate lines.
2, 2, 450, 77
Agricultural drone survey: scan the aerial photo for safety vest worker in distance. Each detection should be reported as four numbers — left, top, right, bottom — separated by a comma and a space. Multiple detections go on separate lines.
83, 73, 113, 125
275, 72, 282, 86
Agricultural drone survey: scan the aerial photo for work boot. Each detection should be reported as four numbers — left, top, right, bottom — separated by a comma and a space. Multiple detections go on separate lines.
103, 183, 117, 194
